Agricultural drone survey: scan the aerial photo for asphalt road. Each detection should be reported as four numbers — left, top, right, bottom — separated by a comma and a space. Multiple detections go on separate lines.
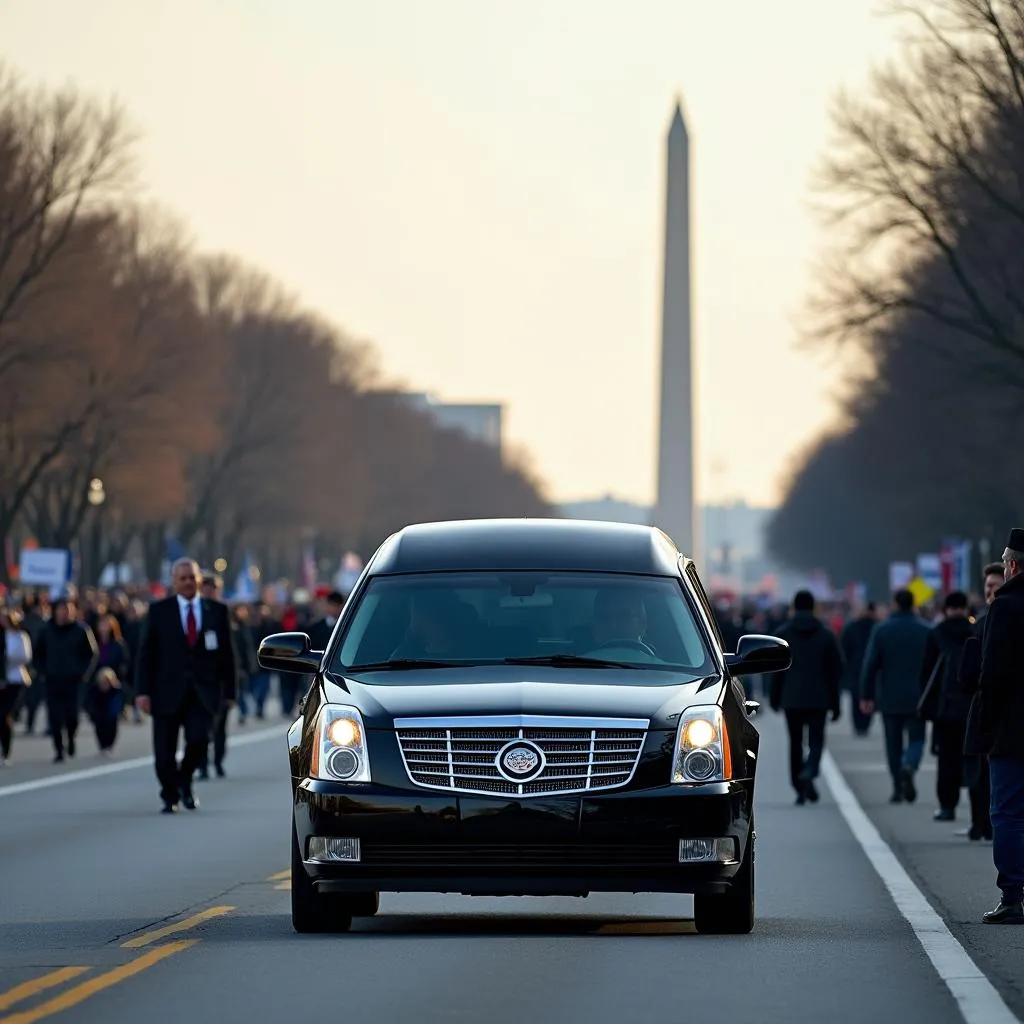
0, 705, 1019, 1024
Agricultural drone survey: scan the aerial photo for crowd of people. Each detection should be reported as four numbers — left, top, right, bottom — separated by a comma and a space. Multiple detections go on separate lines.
755, 532, 1024, 926
0, 569, 347, 776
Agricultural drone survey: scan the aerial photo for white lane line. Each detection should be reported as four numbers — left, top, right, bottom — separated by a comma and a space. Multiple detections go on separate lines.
821, 752, 1020, 1024
0, 725, 284, 799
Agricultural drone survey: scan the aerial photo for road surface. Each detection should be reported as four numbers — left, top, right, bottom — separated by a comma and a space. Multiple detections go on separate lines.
1, 707, 1020, 1024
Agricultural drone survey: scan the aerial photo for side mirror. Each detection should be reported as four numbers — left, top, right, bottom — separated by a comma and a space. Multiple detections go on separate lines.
257, 632, 324, 674
724, 634, 791, 676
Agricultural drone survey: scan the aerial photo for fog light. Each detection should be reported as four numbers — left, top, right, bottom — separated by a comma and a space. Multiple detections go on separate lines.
326, 747, 360, 780
678, 838, 737, 864
683, 749, 717, 781
307, 836, 361, 862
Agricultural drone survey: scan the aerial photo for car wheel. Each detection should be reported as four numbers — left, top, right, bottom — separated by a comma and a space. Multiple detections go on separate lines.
693, 824, 755, 935
291, 824, 353, 934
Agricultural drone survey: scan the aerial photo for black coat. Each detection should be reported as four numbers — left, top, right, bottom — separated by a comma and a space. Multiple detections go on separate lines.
307, 616, 337, 652
770, 612, 843, 713
918, 615, 975, 722
134, 596, 237, 717
840, 615, 875, 693
965, 572, 1024, 759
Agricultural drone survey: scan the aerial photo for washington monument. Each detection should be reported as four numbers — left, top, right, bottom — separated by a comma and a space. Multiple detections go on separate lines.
653, 100, 698, 561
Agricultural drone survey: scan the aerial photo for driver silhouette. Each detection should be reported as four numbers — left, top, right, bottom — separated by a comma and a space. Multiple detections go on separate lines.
592, 590, 648, 647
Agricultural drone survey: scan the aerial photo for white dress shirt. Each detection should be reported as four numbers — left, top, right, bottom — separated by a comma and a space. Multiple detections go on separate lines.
176, 594, 203, 635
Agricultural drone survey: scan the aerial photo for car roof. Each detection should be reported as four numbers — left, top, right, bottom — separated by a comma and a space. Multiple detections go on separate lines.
367, 518, 688, 577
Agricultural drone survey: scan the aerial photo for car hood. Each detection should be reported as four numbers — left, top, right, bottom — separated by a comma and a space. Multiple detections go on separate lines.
322, 665, 723, 731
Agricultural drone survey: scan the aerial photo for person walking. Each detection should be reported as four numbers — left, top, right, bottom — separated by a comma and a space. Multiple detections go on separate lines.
956, 562, 1006, 841
134, 558, 237, 813
770, 590, 844, 805
841, 602, 878, 737
966, 530, 1024, 925
33, 597, 98, 763
196, 571, 233, 779
0, 607, 33, 766
917, 591, 975, 823
860, 588, 932, 804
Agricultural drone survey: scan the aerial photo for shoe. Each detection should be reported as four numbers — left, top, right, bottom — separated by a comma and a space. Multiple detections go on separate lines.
196, 767, 209, 781
53, 753, 64, 764
180, 789, 199, 811
968, 825, 994, 842
215, 764, 225, 778
889, 790, 904, 804
900, 767, 917, 803
160, 802, 179, 814
982, 901, 1024, 924
934, 808, 955, 822
67, 737, 75, 758
805, 780, 820, 803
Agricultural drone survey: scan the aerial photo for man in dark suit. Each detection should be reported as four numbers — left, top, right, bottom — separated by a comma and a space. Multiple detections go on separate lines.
135, 558, 237, 813
967, 530, 1024, 924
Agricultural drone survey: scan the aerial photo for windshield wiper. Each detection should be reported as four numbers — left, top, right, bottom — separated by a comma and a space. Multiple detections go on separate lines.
502, 654, 641, 670
345, 658, 469, 672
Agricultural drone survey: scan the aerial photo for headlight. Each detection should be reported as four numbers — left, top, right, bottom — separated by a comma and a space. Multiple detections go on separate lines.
671, 705, 732, 784
310, 705, 371, 783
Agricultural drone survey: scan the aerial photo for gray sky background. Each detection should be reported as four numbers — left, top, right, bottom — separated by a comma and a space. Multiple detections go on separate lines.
4, 0, 900, 507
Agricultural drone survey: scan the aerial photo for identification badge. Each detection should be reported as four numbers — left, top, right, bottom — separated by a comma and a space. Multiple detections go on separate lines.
204, 630, 218, 651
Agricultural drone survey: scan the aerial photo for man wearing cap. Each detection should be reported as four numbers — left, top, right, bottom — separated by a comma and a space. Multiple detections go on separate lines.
968, 529, 1024, 924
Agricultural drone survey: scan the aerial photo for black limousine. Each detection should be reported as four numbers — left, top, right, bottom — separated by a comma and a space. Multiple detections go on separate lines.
259, 518, 790, 935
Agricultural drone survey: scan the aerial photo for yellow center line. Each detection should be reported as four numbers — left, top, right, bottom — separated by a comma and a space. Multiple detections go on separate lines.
267, 869, 289, 881
0, 969, 90, 1012
0, 942, 195, 1024
121, 906, 234, 949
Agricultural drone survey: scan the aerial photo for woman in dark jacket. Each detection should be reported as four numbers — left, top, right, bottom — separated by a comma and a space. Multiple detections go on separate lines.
91, 615, 130, 691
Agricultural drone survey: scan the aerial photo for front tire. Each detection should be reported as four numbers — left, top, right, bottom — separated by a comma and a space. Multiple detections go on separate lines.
291, 824, 353, 934
693, 825, 755, 935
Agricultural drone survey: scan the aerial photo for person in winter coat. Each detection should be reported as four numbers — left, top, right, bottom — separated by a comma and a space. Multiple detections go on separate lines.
841, 602, 878, 736
918, 591, 976, 823
964, 529, 1024, 925
33, 597, 98, 763
85, 666, 124, 755
770, 590, 844, 805
0, 607, 33, 766
860, 588, 932, 804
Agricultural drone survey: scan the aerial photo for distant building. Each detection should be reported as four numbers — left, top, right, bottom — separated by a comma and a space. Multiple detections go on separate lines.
401, 393, 503, 450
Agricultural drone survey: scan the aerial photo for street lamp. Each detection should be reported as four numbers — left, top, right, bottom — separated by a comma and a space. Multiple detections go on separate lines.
87, 478, 106, 507
87, 478, 106, 584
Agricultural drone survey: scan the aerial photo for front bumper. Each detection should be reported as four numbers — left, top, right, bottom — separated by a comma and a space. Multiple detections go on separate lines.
294, 778, 753, 896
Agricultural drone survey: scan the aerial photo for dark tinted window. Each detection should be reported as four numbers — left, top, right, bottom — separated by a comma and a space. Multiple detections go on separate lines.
334, 571, 712, 676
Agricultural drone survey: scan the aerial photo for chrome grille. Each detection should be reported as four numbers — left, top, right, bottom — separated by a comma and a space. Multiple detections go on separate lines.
394, 715, 649, 797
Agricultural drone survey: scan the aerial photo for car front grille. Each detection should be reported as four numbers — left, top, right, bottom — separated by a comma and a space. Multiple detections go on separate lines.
393, 715, 649, 797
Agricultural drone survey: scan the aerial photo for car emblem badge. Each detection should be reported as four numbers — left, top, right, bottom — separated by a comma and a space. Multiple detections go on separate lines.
497, 741, 544, 782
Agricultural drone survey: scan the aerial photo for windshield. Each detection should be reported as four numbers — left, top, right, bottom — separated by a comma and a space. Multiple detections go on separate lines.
332, 571, 713, 677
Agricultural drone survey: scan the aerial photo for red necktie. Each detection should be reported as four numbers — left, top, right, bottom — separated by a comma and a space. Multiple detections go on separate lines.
186, 604, 198, 647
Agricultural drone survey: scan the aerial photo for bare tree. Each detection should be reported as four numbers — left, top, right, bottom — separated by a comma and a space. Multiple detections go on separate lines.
0, 65, 136, 387
808, 0, 1024, 385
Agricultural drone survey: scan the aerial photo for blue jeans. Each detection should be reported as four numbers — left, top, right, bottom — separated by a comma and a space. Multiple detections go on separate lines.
882, 713, 925, 786
989, 757, 1024, 904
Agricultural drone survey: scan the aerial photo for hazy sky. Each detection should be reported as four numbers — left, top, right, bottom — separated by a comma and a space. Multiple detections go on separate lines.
4, 0, 899, 507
